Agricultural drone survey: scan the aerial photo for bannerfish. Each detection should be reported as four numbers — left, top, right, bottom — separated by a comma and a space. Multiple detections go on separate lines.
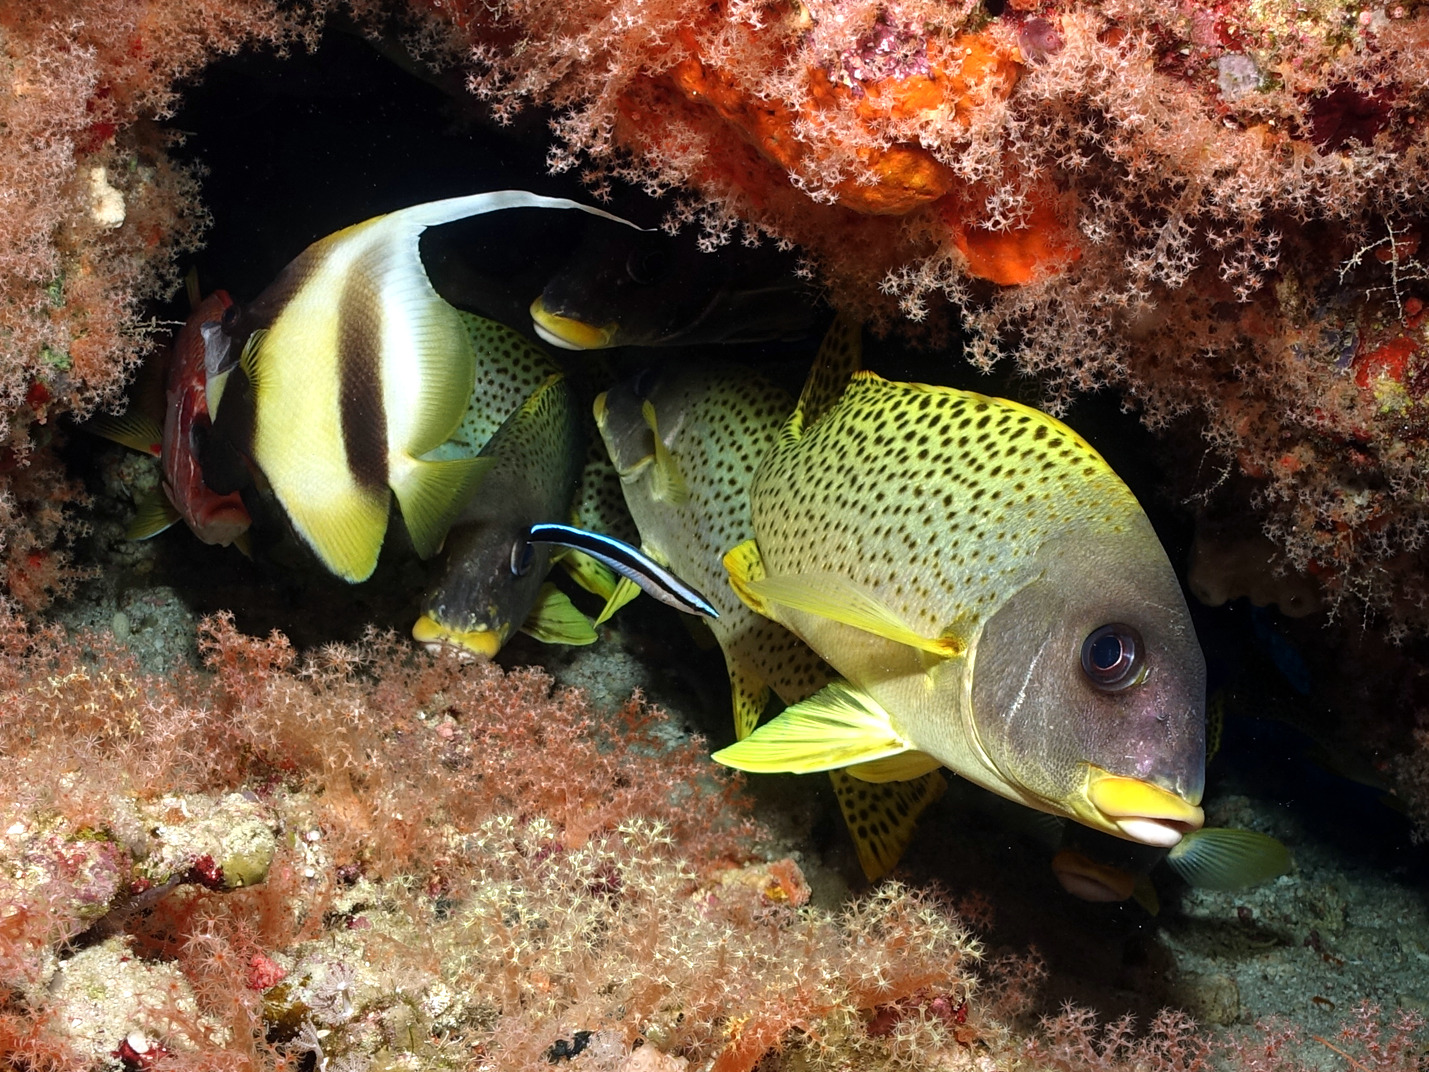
204, 191, 637, 583
530, 222, 817, 350
595, 323, 946, 878
717, 367, 1207, 848
90, 288, 253, 549
415, 372, 590, 657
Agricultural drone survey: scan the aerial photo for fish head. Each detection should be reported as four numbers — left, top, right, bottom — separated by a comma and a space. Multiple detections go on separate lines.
160, 290, 253, 547
415, 517, 556, 658
967, 516, 1206, 847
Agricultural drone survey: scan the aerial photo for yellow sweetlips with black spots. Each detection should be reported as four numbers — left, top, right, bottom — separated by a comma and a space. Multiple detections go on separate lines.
717, 368, 1207, 849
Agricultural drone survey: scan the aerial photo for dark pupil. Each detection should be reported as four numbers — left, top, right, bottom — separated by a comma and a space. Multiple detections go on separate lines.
1089, 633, 1123, 671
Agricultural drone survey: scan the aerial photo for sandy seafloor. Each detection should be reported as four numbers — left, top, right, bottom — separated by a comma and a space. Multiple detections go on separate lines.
35, 24, 1429, 1067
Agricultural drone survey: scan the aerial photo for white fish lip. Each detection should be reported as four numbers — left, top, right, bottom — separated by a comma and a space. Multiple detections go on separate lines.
533, 320, 588, 350
1083, 766, 1205, 846
1115, 816, 1198, 848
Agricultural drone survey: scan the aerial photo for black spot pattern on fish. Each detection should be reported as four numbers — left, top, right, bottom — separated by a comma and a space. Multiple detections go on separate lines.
447, 315, 561, 454
620, 366, 834, 710
337, 249, 390, 491
752, 374, 1139, 637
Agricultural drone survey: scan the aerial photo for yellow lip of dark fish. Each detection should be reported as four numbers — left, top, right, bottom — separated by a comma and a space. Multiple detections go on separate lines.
529, 296, 618, 350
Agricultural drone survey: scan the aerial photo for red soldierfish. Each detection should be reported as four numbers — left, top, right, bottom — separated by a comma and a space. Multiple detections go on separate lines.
91, 290, 252, 548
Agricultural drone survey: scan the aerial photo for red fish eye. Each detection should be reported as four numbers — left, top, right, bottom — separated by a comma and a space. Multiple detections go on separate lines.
1080, 623, 1144, 691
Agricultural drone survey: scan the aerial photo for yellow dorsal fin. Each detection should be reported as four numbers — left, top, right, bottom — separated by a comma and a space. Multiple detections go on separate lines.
741, 572, 965, 658
641, 400, 689, 505
520, 583, 599, 645
829, 768, 945, 880
89, 411, 163, 457
711, 679, 914, 774
783, 312, 863, 444
125, 491, 181, 540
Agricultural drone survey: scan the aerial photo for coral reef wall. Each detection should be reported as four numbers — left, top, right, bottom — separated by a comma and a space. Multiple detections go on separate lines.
0, 2, 309, 609
432, 0, 1429, 629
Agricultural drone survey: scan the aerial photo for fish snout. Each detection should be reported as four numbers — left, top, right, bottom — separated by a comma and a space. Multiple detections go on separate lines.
412, 613, 503, 659
1082, 766, 1205, 847
529, 297, 618, 350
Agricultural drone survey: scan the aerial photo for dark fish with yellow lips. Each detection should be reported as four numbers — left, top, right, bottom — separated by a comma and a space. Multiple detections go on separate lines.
204, 191, 637, 583
594, 319, 946, 879
415, 372, 589, 658
717, 362, 1207, 850
529, 222, 818, 351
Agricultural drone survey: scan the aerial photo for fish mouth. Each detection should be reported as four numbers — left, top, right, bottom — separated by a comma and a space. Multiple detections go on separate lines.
411, 614, 502, 659
1081, 765, 1204, 847
1050, 850, 1137, 902
529, 298, 618, 350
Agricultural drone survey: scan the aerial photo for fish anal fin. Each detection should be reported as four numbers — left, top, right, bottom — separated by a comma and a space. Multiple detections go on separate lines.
727, 661, 771, 741
830, 767, 945, 880
641, 400, 689, 505
126, 491, 181, 540
392, 455, 493, 560
723, 540, 772, 618
710, 679, 912, 774
521, 583, 599, 646
743, 573, 965, 659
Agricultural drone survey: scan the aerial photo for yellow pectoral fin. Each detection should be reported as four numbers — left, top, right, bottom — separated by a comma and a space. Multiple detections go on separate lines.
741, 573, 965, 659
830, 767, 945, 881
1164, 827, 1291, 891
640, 400, 689, 505
561, 548, 618, 600
392, 455, 493, 560
723, 540, 772, 618
711, 679, 913, 774
845, 750, 943, 783
126, 491, 182, 540
521, 583, 599, 646
595, 575, 643, 625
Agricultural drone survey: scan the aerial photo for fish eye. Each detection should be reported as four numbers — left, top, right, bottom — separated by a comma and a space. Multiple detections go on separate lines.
1080, 623, 1144, 691
510, 540, 535, 577
625, 248, 668, 286
220, 302, 242, 335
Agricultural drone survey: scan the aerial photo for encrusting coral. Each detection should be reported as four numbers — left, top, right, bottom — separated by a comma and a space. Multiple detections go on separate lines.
0, 608, 998, 1071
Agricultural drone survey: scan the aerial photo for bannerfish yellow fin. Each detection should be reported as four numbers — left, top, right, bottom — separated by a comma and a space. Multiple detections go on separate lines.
233, 531, 253, 558
711, 679, 915, 774
89, 411, 162, 457
126, 490, 181, 540
829, 768, 945, 880
1132, 874, 1161, 915
845, 750, 944, 783
393, 455, 493, 559
786, 312, 863, 443
1164, 827, 1291, 891
727, 661, 770, 741
520, 583, 600, 646
594, 574, 643, 625
741, 572, 966, 659
641, 400, 689, 505
724, 539, 772, 617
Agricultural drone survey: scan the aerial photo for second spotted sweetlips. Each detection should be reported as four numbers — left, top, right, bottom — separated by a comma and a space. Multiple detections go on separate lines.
718, 367, 1207, 849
